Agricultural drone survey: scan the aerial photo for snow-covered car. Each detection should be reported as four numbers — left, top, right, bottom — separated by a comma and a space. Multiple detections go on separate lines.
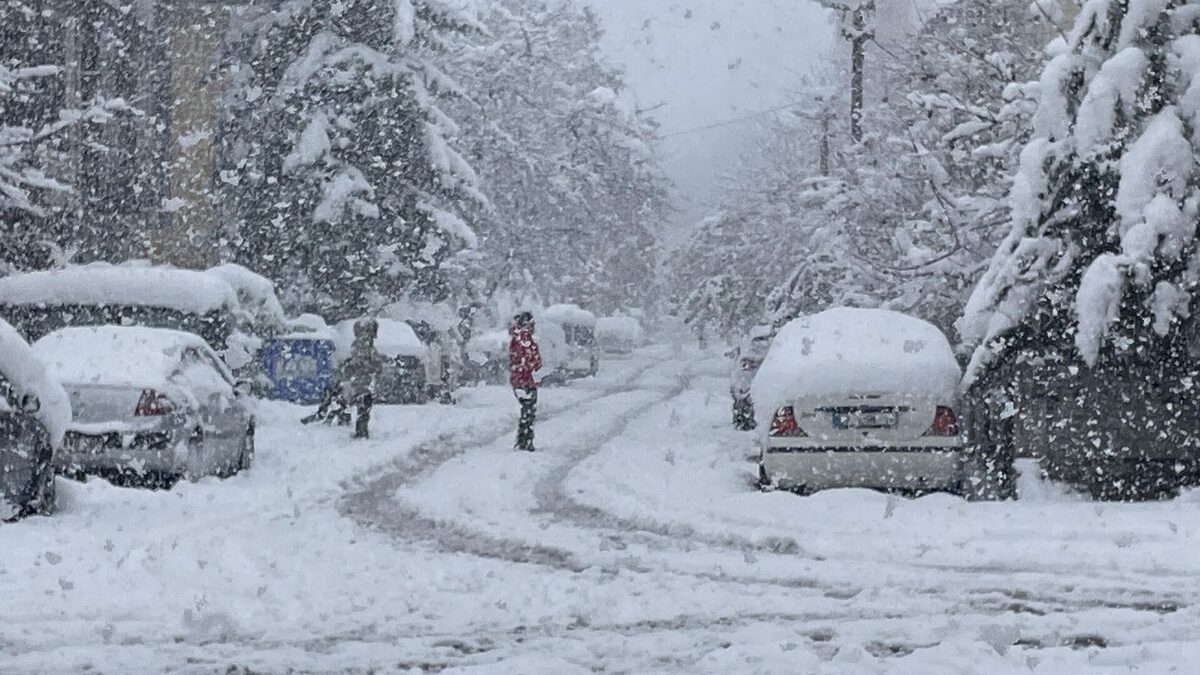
596, 316, 645, 355
386, 300, 465, 401
541, 304, 599, 379
32, 326, 255, 487
730, 324, 773, 430
0, 262, 242, 358
0, 320, 70, 520
753, 308, 1000, 497
334, 318, 430, 404
465, 330, 510, 385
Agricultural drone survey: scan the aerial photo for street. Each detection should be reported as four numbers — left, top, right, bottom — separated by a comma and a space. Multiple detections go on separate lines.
2, 342, 1198, 673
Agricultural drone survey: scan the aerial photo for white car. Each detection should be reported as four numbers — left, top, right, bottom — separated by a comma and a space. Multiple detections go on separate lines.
753, 308, 994, 497
32, 326, 255, 487
596, 316, 644, 355
541, 304, 600, 379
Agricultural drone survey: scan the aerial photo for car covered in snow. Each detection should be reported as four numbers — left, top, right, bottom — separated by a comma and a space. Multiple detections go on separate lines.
32, 326, 255, 487
730, 324, 774, 431
0, 320, 71, 520
464, 330, 510, 385
753, 308, 1005, 498
0, 262, 242, 358
260, 314, 338, 405
596, 315, 645, 355
334, 318, 431, 404
541, 304, 600, 379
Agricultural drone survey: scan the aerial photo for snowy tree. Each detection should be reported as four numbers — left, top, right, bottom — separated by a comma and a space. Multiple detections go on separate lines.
0, 3, 133, 273
450, 0, 669, 313
671, 0, 1054, 337
959, 0, 1200, 497
216, 0, 484, 317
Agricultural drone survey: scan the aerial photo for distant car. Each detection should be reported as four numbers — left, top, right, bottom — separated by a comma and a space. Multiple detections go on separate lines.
32, 326, 255, 487
0, 320, 70, 520
334, 318, 430, 404
542, 304, 600, 379
464, 330, 510, 385
730, 325, 773, 430
596, 316, 645, 355
754, 308, 1002, 498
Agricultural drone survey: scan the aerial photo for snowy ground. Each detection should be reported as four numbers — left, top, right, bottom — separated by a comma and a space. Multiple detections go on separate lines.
3, 340, 1200, 673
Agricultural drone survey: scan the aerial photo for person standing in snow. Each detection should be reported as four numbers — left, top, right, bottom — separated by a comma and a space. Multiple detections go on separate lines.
341, 317, 384, 440
508, 312, 542, 452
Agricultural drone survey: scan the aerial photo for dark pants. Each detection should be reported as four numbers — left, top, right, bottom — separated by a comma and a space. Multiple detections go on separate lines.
514, 387, 537, 451
354, 392, 373, 439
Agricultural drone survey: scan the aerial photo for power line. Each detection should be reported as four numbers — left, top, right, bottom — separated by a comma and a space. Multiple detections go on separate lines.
660, 95, 830, 138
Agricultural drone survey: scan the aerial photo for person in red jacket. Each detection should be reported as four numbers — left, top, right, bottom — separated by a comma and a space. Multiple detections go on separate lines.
509, 311, 543, 451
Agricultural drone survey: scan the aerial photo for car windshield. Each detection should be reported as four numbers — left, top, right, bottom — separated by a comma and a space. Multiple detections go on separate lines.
5, 2, 1194, 671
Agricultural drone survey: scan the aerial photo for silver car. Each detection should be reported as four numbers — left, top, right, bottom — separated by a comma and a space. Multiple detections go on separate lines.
32, 326, 255, 487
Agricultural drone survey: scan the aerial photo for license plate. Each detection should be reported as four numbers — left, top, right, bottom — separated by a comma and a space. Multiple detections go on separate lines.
832, 410, 898, 429
65, 435, 110, 455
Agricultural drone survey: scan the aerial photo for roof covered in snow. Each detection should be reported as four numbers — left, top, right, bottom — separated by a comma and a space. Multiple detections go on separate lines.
0, 319, 71, 447
205, 264, 287, 330
542, 304, 596, 327
0, 263, 238, 315
751, 308, 961, 421
32, 325, 211, 390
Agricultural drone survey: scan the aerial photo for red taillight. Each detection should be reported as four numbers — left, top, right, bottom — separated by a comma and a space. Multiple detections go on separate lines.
926, 406, 959, 436
769, 405, 805, 437
134, 389, 176, 416
740, 358, 761, 371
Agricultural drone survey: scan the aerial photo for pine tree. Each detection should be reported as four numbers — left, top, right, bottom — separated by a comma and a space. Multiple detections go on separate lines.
960, 0, 1200, 377
216, 0, 483, 317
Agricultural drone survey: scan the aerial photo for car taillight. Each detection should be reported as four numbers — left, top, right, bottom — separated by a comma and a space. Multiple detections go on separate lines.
740, 358, 761, 371
769, 406, 805, 437
134, 389, 176, 416
926, 406, 960, 436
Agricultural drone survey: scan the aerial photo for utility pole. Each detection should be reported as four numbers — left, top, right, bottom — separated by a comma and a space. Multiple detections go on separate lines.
819, 0, 875, 144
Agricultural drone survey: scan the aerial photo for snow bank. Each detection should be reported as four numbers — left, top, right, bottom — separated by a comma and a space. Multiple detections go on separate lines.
32, 326, 208, 391
0, 263, 238, 315
542, 304, 596, 327
752, 308, 960, 424
0, 319, 70, 447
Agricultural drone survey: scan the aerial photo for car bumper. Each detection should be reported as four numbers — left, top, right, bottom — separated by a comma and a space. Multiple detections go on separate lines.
56, 428, 187, 475
762, 442, 964, 491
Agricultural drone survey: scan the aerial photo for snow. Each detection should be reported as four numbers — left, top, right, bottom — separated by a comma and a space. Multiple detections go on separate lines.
595, 316, 643, 342
752, 308, 961, 425
312, 168, 376, 224
282, 112, 331, 173
0, 319, 70, 447
466, 330, 508, 364
1074, 254, 1124, 365
31, 326, 209, 392
542, 304, 597, 327
0, 263, 238, 316
1115, 109, 1193, 230
3, 343, 1200, 671
1073, 47, 1148, 153
205, 263, 288, 331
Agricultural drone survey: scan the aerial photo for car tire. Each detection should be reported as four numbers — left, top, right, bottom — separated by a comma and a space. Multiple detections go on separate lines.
756, 463, 774, 491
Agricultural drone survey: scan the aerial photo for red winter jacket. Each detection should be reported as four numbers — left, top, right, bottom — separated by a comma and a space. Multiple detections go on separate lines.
509, 325, 543, 388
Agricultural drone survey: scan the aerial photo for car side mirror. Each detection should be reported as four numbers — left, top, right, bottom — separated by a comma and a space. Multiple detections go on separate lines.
20, 393, 40, 414
233, 381, 254, 398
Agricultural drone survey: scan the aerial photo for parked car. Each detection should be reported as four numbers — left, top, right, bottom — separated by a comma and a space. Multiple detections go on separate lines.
0, 262, 241, 358
335, 318, 430, 404
753, 308, 1007, 498
32, 326, 255, 487
464, 330, 510, 385
596, 316, 645, 355
0, 320, 70, 520
730, 324, 773, 430
541, 304, 600, 379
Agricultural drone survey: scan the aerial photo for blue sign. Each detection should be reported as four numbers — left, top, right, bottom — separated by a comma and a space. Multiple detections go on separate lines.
261, 337, 335, 404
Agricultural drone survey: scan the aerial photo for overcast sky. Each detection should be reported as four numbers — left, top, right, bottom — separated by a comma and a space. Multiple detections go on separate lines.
582, 0, 837, 245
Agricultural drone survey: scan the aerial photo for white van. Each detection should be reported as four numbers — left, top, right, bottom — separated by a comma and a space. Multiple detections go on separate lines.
540, 304, 600, 379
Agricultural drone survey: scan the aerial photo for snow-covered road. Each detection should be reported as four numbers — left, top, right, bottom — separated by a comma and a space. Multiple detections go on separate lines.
3, 342, 1199, 673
